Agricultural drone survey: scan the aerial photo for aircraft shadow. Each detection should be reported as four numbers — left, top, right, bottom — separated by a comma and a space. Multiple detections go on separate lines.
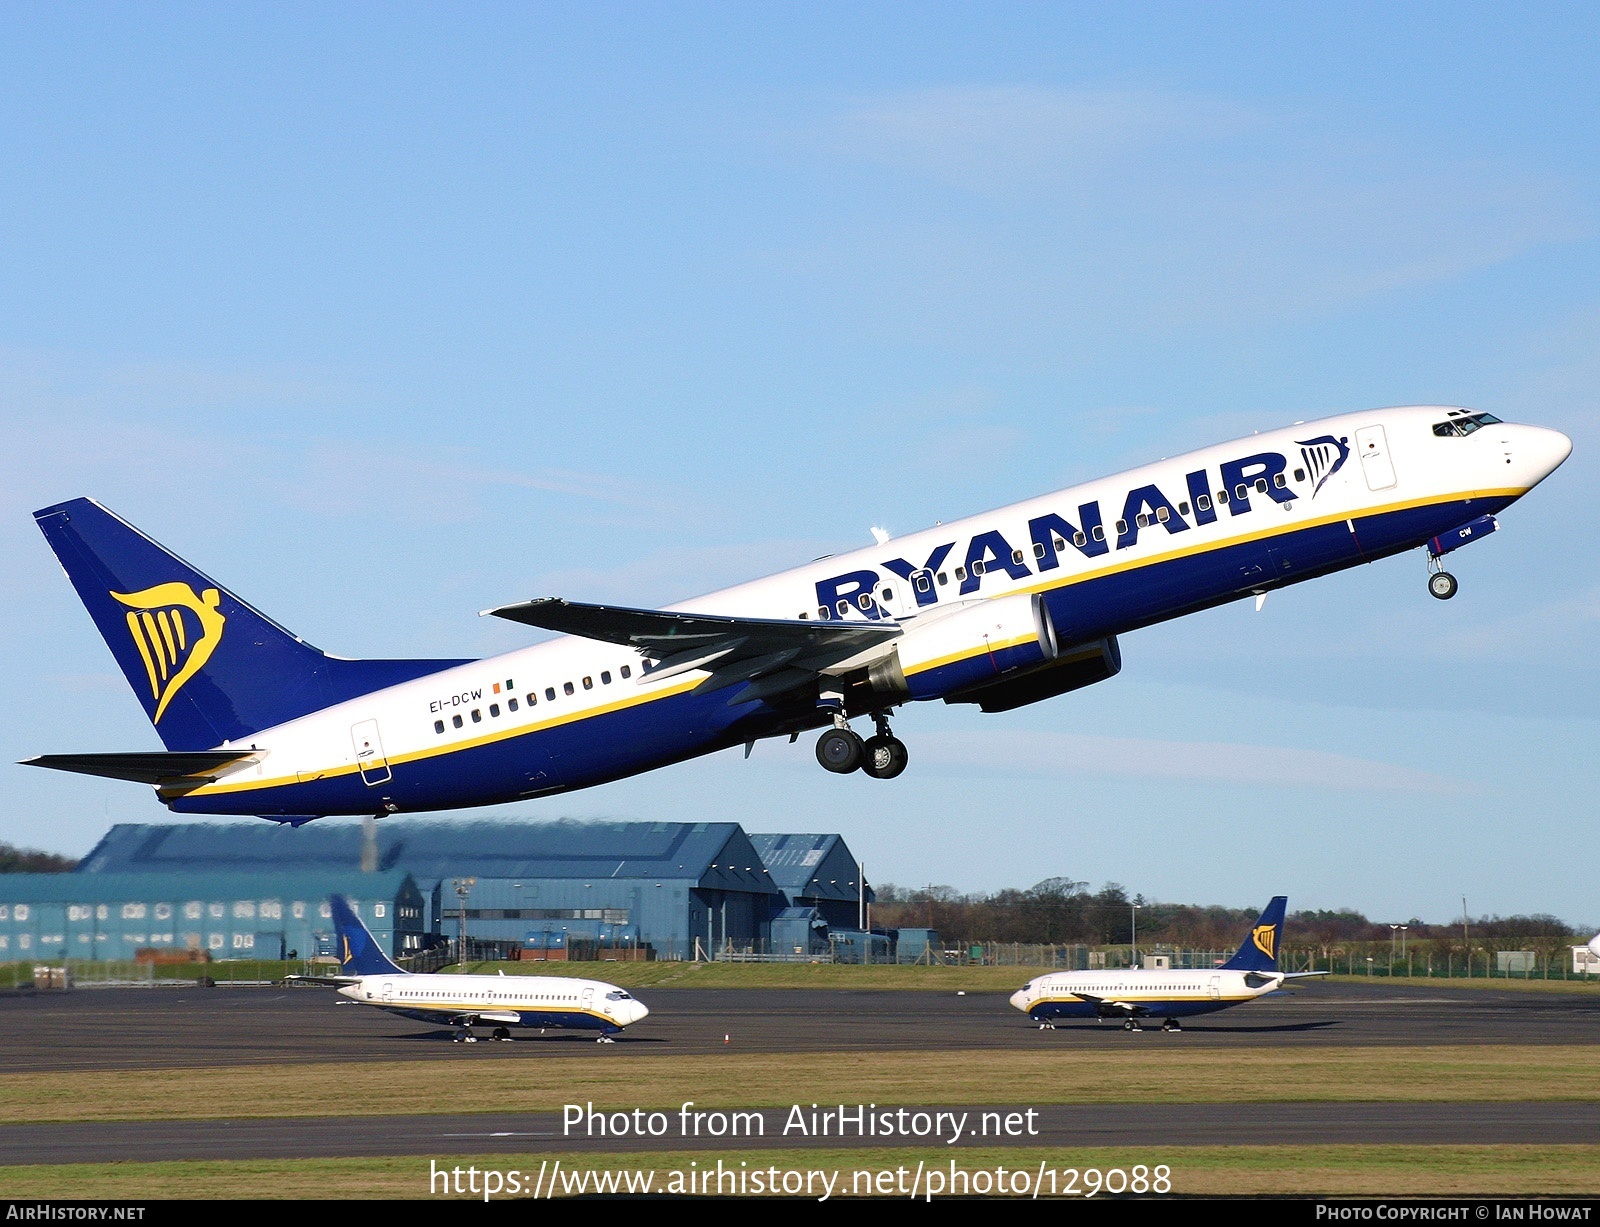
1038, 1020, 1342, 1035
390, 1029, 664, 1045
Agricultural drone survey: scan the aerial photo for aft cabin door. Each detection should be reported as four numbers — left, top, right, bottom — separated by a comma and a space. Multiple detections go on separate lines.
351, 719, 393, 786
1355, 425, 1398, 492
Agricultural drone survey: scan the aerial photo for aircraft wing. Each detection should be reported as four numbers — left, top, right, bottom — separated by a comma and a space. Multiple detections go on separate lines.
284, 974, 360, 987
1071, 992, 1148, 1018
484, 597, 901, 701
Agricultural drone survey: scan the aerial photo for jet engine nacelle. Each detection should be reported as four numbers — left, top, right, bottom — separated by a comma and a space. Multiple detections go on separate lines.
896, 592, 1059, 701
944, 634, 1121, 713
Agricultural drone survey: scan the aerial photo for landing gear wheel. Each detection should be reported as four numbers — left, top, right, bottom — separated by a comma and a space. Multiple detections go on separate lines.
492, 1027, 511, 1042
816, 728, 864, 774
1428, 571, 1458, 600
1161, 1019, 1181, 1033
1122, 1019, 1141, 1031
861, 734, 909, 779
596, 1034, 616, 1044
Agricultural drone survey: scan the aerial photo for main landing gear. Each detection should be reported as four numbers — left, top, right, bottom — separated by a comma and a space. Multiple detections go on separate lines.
1161, 1018, 1182, 1033
1122, 1019, 1144, 1032
816, 713, 908, 779
492, 1027, 512, 1042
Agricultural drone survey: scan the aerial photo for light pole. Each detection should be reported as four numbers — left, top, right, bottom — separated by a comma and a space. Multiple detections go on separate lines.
1130, 903, 1142, 969
1390, 924, 1399, 969
452, 877, 475, 968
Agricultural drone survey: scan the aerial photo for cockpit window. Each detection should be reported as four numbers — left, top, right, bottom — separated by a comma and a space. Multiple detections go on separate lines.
605, 990, 632, 1000
1432, 413, 1503, 437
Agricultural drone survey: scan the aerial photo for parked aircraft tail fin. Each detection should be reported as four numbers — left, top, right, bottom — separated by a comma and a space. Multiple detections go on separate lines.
1219, 896, 1288, 973
34, 498, 470, 751
330, 894, 406, 976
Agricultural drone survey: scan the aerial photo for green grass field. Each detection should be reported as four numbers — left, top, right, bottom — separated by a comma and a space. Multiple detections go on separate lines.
5, 965, 1597, 1197
2, 1044, 1596, 1124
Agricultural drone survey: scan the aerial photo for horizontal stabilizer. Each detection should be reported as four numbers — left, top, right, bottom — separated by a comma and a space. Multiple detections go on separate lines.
21, 750, 262, 786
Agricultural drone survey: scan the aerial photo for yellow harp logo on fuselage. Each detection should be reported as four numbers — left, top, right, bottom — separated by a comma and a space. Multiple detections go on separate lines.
1251, 924, 1276, 961
111, 583, 226, 724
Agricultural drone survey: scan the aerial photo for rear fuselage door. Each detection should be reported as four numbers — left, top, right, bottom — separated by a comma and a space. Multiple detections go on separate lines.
351, 719, 392, 786
1355, 425, 1398, 492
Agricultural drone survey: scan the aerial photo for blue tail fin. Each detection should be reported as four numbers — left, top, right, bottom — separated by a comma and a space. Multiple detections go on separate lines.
35, 498, 471, 751
330, 895, 406, 975
1220, 896, 1288, 972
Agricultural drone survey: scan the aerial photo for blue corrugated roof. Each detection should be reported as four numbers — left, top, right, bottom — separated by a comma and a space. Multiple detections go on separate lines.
0, 869, 415, 903
78, 820, 779, 894
747, 833, 871, 904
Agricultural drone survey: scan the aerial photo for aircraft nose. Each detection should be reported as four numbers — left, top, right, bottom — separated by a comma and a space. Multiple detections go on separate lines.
1518, 425, 1573, 484
627, 1000, 649, 1025
1008, 989, 1029, 1012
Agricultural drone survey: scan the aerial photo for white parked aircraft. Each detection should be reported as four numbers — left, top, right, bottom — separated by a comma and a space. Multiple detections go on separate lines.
24, 404, 1570, 821
1009, 896, 1325, 1032
302, 895, 648, 1043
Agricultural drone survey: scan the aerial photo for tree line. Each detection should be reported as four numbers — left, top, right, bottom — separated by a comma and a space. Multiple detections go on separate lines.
871, 879, 1583, 952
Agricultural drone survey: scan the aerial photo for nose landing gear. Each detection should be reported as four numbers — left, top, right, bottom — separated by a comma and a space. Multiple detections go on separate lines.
1427, 570, 1458, 600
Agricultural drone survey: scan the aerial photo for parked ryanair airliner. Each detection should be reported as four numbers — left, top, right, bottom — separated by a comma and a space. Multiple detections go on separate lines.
1009, 896, 1324, 1032
298, 895, 648, 1043
24, 405, 1569, 822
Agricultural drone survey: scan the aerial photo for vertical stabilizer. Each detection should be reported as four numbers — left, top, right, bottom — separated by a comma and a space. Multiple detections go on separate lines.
1219, 896, 1289, 972
329, 895, 406, 976
35, 498, 470, 751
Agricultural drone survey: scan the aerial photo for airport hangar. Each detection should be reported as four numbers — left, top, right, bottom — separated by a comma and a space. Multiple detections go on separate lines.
0, 821, 874, 962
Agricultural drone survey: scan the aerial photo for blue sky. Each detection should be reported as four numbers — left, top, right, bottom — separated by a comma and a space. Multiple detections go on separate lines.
1, 3, 1595, 926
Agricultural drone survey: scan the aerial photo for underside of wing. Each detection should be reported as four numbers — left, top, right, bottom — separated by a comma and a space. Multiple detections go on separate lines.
484, 597, 902, 702
1071, 992, 1147, 1017
20, 750, 264, 786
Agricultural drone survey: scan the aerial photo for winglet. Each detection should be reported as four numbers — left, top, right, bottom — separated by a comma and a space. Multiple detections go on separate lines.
329, 895, 405, 976
1219, 896, 1288, 973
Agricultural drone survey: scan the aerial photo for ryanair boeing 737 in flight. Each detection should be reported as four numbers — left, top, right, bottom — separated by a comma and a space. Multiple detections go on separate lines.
24, 405, 1570, 823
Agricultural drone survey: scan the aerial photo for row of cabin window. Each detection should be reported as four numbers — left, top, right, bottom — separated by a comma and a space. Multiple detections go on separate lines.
805, 472, 1305, 618
432, 664, 635, 734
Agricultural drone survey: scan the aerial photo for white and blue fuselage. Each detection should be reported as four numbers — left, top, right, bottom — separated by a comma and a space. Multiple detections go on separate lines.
30, 405, 1572, 820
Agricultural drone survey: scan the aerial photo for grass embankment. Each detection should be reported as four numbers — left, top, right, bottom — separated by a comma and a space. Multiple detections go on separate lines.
3, 1146, 1597, 1198
2, 1045, 1596, 1125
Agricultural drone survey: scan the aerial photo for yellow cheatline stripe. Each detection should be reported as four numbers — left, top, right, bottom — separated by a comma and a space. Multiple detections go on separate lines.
174, 487, 1525, 798
381, 1003, 618, 1023
1033, 995, 1257, 1006
902, 633, 1040, 679
175, 674, 707, 796
901, 486, 1526, 679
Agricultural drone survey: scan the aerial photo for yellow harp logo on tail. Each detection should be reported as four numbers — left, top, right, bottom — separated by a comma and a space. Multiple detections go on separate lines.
111, 583, 226, 724
1251, 924, 1277, 960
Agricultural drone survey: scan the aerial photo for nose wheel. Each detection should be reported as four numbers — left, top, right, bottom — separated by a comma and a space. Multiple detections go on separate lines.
1427, 571, 1458, 600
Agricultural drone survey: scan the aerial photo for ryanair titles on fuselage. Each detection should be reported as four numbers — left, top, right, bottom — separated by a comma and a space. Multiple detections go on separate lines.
813, 439, 1347, 618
